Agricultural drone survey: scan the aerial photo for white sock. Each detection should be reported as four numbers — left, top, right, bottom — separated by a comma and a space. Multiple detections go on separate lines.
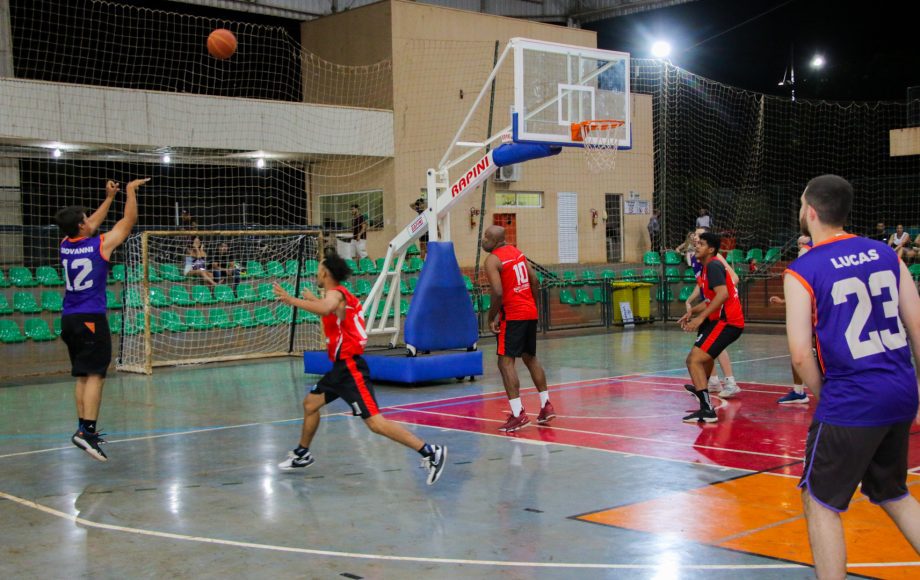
724, 375, 736, 385
509, 398, 523, 417
539, 391, 550, 407
793, 384, 805, 395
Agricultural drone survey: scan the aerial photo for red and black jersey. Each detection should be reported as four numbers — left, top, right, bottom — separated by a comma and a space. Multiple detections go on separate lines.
700, 259, 744, 327
321, 285, 368, 361
492, 245, 538, 321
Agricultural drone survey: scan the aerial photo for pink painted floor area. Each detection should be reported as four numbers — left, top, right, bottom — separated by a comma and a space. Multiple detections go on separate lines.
386, 375, 920, 477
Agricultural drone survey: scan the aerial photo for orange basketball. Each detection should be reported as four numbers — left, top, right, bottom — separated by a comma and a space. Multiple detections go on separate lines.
207, 29, 237, 60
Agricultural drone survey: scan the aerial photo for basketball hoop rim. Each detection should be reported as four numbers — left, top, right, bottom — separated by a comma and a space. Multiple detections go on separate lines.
571, 119, 626, 142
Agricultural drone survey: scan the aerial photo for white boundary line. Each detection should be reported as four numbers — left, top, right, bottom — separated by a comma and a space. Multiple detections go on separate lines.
0, 489, 807, 570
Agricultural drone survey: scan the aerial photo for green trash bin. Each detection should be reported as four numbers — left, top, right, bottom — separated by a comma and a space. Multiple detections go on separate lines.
632, 282, 653, 320
611, 282, 635, 323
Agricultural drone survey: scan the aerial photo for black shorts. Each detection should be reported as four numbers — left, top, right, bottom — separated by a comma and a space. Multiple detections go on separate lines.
693, 319, 743, 358
497, 319, 537, 358
60, 313, 112, 378
799, 420, 912, 512
310, 356, 380, 419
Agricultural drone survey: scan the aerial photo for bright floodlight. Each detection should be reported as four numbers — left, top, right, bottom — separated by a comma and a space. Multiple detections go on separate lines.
52, 148, 62, 158
651, 40, 672, 59
162, 154, 171, 164
810, 54, 825, 69
256, 158, 266, 169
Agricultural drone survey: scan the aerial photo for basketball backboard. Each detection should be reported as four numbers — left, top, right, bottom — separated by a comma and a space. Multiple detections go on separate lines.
511, 38, 631, 149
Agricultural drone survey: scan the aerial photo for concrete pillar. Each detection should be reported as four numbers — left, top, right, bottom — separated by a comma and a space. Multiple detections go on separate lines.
0, 159, 23, 265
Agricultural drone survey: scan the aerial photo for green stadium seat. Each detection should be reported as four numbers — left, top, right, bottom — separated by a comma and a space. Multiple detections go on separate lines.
257, 283, 275, 301
404, 257, 424, 274
160, 311, 188, 332
185, 309, 212, 331
764, 247, 782, 263
36, 266, 64, 287
213, 285, 237, 304
399, 279, 411, 295
25, 319, 57, 341
473, 294, 491, 312
54, 318, 62, 336
150, 287, 171, 307
169, 285, 195, 306
345, 259, 361, 275
910, 264, 920, 281
0, 269, 10, 288
560, 289, 579, 305
284, 260, 300, 278
642, 252, 661, 266
355, 279, 373, 297
254, 305, 277, 326
108, 313, 123, 335
683, 268, 696, 282
641, 268, 660, 283
13, 292, 41, 314
665, 267, 682, 283
246, 261, 267, 279
296, 308, 320, 324
9, 267, 37, 287
0, 319, 26, 343
592, 287, 605, 303
462, 275, 474, 292
575, 288, 596, 305
192, 285, 216, 305
581, 270, 597, 283
359, 257, 377, 275
663, 251, 683, 265
400, 299, 410, 316
147, 264, 163, 283
562, 271, 578, 285
600, 269, 616, 280
406, 244, 420, 256
725, 249, 744, 265
745, 248, 764, 263
109, 264, 126, 283
123, 314, 141, 335
208, 308, 236, 329
232, 307, 258, 328
407, 277, 419, 293
159, 263, 186, 282
302, 260, 319, 276
275, 305, 294, 324
656, 286, 675, 302
40, 291, 63, 312
375, 258, 386, 273
126, 265, 143, 283
678, 285, 696, 302
236, 283, 259, 303
106, 289, 123, 309
0, 294, 13, 315
266, 261, 286, 278
133, 312, 163, 334
620, 269, 637, 281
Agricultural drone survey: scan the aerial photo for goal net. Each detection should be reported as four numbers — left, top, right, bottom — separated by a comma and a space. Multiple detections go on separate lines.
117, 231, 323, 374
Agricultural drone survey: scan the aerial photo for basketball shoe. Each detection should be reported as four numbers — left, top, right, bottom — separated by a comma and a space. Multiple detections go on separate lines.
278, 448, 315, 471
422, 445, 447, 485
537, 402, 556, 424
498, 413, 530, 432
71, 430, 108, 462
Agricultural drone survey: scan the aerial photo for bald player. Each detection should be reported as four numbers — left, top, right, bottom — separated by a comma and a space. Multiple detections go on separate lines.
481, 226, 554, 432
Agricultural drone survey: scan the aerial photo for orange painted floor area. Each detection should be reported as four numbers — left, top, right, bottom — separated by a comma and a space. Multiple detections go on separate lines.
576, 473, 920, 579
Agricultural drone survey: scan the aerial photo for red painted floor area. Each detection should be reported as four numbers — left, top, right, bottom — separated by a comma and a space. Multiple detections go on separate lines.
387, 375, 920, 476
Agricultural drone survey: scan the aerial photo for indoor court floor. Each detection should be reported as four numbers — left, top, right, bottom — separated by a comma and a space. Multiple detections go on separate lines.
1, 326, 917, 579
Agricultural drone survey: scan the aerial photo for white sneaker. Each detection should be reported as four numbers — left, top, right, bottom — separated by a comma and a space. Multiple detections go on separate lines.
708, 376, 722, 392
278, 450, 315, 471
718, 382, 741, 398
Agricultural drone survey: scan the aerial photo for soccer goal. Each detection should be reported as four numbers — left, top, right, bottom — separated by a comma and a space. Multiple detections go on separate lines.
116, 230, 324, 374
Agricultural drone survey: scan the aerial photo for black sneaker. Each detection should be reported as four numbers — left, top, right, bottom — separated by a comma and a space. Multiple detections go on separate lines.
682, 409, 718, 423
72, 430, 108, 462
684, 384, 699, 396
278, 449, 315, 471
422, 445, 447, 485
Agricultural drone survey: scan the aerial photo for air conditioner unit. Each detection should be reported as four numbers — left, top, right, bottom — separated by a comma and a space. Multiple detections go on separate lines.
494, 164, 521, 182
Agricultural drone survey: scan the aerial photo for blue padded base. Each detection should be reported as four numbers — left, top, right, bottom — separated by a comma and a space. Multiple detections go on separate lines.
303, 350, 483, 385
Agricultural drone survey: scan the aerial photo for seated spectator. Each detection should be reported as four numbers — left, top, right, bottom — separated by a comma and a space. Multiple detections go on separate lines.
888, 224, 912, 259
185, 236, 217, 287
869, 221, 888, 242
210, 242, 241, 287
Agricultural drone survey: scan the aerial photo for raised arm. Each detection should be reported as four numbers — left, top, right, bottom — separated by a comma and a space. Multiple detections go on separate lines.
274, 283, 342, 317
85, 180, 119, 234
102, 178, 149, 259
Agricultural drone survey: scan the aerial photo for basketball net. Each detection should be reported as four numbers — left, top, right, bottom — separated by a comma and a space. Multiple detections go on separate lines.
572, 120, 625, 174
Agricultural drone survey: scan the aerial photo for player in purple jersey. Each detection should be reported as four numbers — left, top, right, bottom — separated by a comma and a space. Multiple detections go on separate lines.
54, 177, 149, 461
785, 175, 920, 577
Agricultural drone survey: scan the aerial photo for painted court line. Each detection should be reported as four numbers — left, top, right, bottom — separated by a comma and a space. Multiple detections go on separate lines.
397, 408, 803, 461
0, 489, 811, 570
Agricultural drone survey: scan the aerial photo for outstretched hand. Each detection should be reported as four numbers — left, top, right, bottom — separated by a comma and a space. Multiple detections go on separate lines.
273, 282, 291, 304
105, 180, 121, 199
769, 296, 785, 305
127, 177, 151, 191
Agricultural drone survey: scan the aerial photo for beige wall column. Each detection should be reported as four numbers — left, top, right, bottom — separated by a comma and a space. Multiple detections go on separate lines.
0, 159, 23, 265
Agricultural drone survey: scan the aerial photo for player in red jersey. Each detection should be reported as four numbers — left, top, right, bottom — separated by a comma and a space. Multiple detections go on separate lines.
482, 225, 554, 432
677, 232, 745, 423
273, 252, 447, 485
